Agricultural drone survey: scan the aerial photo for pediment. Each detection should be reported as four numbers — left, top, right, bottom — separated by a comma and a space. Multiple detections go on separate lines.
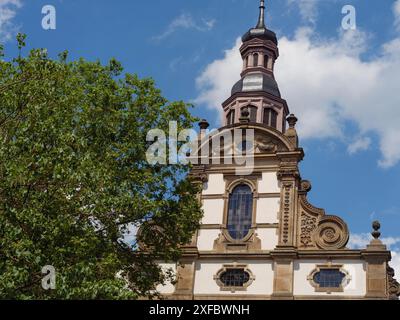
196, 123, 294, 159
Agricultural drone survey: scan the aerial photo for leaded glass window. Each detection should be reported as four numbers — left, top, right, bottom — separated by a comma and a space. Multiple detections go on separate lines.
313, 269, 346, 288
220, 269, 250, 287
227, 184, 253, 240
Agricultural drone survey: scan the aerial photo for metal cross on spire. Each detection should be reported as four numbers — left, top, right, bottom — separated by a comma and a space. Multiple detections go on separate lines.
256, 0, 266, 29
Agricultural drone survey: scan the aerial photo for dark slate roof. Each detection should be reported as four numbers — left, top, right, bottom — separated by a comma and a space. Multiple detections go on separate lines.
231, 74, 281, 98
242, 27, 278, 45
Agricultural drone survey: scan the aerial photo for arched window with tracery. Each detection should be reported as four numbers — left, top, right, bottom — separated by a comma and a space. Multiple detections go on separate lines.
227, 184, 253, 240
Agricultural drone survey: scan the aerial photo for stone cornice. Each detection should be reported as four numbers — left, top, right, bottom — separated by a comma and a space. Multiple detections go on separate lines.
222, 91, 289, 115
196, 249, 371, 260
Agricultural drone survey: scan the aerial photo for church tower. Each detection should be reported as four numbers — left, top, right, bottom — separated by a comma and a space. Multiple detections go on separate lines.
223, 0, 288, 133
157, 1, 400, 300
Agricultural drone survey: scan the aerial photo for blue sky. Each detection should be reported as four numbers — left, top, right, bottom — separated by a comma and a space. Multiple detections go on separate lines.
1, 0, 400, 269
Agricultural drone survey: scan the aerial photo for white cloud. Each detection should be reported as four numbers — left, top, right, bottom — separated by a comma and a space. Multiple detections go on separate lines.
152, 13, 216, 42
194, 37, 242, 116
347, 137, 372, 155
287, 0, 319, 24
0, 0, 22, 42
349, 233, 400, 279
348, 233, 371, 249
394, 0, 400, 31
391, 251, 400, 283
195, 21, 400, 167
349, 233, 400, 249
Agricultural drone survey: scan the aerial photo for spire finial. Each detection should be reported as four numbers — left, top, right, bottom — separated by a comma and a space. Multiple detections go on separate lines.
256, 0, 266, 29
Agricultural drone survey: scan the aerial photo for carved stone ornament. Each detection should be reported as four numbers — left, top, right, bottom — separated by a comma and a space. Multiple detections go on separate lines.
255, 138, 278, 153
300, 180, 312, 193
254, 133, 288, 153
189, 165, 208, 184
281, 183, 292, 244
277, 169, 300, 180
298, 180, 350, 250
387, 266, 400, 300
300, 214, 317, 247
213, 230, 261, 252
313, 216, 349, 250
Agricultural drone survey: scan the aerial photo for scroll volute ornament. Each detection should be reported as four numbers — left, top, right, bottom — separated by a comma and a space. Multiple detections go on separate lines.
313, 216, 350, 250
299, 180, 350, 250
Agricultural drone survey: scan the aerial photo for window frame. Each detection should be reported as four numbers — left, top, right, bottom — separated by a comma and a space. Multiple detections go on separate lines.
214, 264, 255, 292
226, 184, 254, 241
263, 107, 278, 129
222, 179, 257, 244
307, 264, 351, 294
264, 54, 269, 69
253, 53, 259, 67
226, 110, 235, 126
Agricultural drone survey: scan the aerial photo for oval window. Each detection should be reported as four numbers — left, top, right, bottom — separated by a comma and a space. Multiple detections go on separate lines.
313, 269, 346, 288
220, 269, 251, 287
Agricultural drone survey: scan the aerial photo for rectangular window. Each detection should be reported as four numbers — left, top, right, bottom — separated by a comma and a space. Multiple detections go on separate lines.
249, 107, 257, 122
270, 110, 277, 128
263, 108, 278, 128
227, 110, 235, 125
253, 54, 259, 67
263, 109, 270, 125
264, 55, 269, 68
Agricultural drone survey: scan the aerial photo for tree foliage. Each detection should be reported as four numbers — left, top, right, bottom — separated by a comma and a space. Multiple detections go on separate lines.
0, 35, 202, 299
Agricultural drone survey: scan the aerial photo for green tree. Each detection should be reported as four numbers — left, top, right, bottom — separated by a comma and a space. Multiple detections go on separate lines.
0, 35, 202, 299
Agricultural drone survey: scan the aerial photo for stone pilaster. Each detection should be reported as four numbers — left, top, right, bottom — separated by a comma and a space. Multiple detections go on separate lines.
362, 239, 390, 299
276, 155, 301, 249
172, 247, 199, 300
271, 249, 297, 299
361, 222, 391, 299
